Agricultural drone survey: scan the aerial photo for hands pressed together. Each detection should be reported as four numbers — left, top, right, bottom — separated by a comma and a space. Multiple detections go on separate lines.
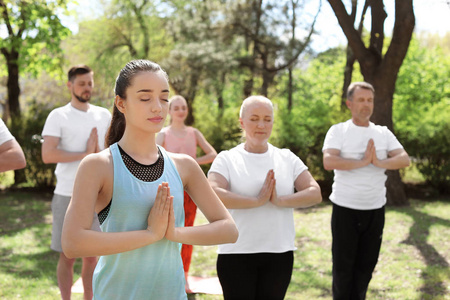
86, 127, 100, 154
362, 139, 382, 168
256, 169, 282, 206
146, 182, 177, 242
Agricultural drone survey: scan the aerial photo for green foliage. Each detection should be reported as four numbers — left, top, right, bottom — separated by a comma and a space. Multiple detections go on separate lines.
65, 0, 172, 97
4, 1, 448, 196
193, 86, 243, 152
191, 47, 350, 187
394, 37, 450, 193
10, 100, 56, 187
0, 0, 71, 79
270, 48, 349, 182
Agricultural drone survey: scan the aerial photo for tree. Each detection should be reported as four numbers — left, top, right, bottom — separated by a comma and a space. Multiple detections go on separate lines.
223, 0, 319, 98
66, 0, 170, 102
0, 0, 70, 183
163, 0, 238, 124
327, 0, 415, 205
394, 36, 450, 194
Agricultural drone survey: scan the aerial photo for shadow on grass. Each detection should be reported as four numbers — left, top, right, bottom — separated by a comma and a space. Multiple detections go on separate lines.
391, 203, 450, 299
291, 203, 333, 298
0, 190, 52, 235
0, 190, 60, 286
288, 269, 332, 298
0, 247, 59, 284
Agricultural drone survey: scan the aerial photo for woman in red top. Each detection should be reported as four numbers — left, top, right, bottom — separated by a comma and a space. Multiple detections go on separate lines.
156, 95, 217, 293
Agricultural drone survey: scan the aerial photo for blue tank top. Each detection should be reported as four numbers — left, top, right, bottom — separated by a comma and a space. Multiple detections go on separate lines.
93, 143, 186, 299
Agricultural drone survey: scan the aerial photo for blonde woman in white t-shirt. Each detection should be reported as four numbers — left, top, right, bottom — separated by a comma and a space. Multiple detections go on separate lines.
208, 95, 322, 300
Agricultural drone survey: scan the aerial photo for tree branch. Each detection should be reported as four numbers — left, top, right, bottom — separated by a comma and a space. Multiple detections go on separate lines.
112, 23, 138, 57
0, 0, 14, 36
383, 0, 415, 74
131, 1, 150, 58
327, 0, 371, 62
369, 0, 387, 56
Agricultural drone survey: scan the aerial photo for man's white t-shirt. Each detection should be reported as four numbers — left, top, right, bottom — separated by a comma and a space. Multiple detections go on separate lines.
0, 119, 14, 146
42, 103, 111, 196
322, 119, 404, 210
208, 143, 308, 254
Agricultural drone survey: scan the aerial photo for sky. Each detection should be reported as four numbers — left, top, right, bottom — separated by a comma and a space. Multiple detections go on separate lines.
62, 0, 450, 52
1, 0, 448, 51
309, 0, 450, 51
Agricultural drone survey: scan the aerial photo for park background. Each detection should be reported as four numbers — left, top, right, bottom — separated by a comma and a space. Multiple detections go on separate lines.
0, 0, 449, 299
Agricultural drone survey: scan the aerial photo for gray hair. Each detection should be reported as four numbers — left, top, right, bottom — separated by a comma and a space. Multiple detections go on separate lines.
347, 82, 375, 101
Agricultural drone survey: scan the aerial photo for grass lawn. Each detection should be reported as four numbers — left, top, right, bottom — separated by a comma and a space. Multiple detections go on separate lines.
0, 190, 449, 300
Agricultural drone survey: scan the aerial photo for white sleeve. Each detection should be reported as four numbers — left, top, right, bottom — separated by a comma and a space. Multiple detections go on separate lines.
289, 150, 308, 179
208, 151, 231, 182
42, 110, 62, 138
322, 124, 342, 151
98, 109, 112, 150
0, 119, 14, 145
385, 127, 404, 151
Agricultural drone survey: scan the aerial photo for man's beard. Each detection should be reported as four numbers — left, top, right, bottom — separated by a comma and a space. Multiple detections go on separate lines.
74, 91, 91, 103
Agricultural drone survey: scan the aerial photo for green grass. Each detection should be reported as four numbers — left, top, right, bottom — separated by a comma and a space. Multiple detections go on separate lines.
1, 190, 449, 300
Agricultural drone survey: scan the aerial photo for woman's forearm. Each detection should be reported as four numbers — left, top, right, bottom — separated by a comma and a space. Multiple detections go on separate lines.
195, 152, 216, 165
169, 219, 238, 246
212, 186, 267, 209
276, 186, 322, 208
62, 227, 162, 259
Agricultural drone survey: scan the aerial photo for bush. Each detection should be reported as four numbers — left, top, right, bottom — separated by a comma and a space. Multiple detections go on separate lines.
15, 100, 56, 187
394, 38, 450, 193
396, 101, 450, 194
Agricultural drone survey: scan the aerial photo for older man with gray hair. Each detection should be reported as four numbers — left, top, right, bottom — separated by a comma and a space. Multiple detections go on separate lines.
323, 82, 410, 300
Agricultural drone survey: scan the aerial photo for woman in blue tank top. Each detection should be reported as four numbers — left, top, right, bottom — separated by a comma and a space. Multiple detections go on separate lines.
61, 60, 238, 299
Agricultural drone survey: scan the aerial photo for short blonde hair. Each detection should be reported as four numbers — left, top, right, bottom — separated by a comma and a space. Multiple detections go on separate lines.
168, 95, 187, 110
239, 95, 273, 118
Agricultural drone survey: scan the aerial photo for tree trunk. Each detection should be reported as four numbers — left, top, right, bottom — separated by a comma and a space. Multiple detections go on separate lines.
185, 69, 201, 126
385, 170, 408, 206
216, 72, 226, 114
260, 69, 275, 97
4, 50, 27, 184
169, 67, 201, 126
10, 116, 27, 185
242, 0, 263, 99
341, 46, 355, 109
5, 51, 21, 119
370, 78, 407, 206
287, 67, 293, 111
243, 78, 254, 98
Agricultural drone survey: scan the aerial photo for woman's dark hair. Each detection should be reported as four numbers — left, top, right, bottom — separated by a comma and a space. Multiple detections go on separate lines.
105, 60, 169, 147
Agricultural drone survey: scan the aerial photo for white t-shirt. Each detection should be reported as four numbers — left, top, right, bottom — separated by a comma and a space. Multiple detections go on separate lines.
208, 143, 308, 254
322, 119, 404, 210
42, 103, 111, 196
0, 119, 14, 146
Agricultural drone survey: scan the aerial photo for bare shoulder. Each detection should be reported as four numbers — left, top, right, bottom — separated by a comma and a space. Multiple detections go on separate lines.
166, 152, 200, 182
79, 148, 113, 174
72, 148, 113, 213
156, 130, 166, 145
191, 127, 204, 137
167, 152, 196, 168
